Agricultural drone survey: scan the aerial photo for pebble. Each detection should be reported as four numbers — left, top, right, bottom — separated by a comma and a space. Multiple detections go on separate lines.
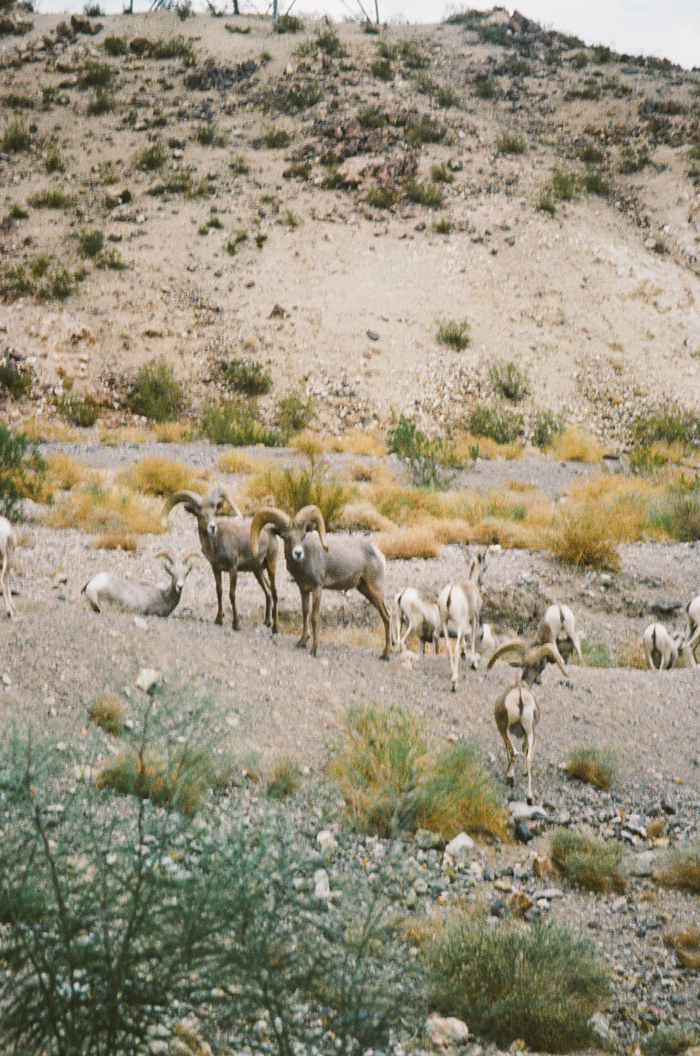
445, 832, 474, 859
425, 1014, 469, 1049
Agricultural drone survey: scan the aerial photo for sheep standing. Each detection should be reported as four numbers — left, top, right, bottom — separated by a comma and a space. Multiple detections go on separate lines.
438, 548, 488, 689
642, 622, 681, 670
0, 515, 16, 619
82, 552, 196, 616
682, 595, 700, 667
487, 623, 568, 685
541, 603, 582, 662
250, 504, 391, 658
494, 679, 540, 805
392, 587, 442, 654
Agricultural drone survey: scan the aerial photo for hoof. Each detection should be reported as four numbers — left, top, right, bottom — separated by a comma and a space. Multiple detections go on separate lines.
507, 776, 515, 787
271, 627, 278, 636
379, 651, 390, 661
214, 616, 224, 626
296, 640, 308, 650
232, 624, 240, 632
527, 795, 534, 806
451, 682, 457, 693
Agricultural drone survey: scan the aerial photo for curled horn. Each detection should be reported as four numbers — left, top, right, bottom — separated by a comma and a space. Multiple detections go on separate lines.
161, 490, 204, 528
250, 507, 292, 560
185, 551, 200, 569
487, 639, 528, 670
530, 642, 568, 677
155, 550, 174, 568
293, 505, 328, 551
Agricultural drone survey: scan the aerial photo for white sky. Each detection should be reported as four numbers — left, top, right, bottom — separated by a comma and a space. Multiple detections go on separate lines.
37, 0, 700, 70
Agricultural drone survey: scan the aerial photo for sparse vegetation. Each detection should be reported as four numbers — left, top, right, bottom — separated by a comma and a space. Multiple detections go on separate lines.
356, 103, 386, 130
261, 126, 291, 148
195, 123, 227, 147
248, 453, 350, 527
436, 318, 470, 350
489, 361, 530, 402
426, 915, 610, 1052
88, 693, 128, 736
582, 166, 610, 196
642, 1024, 700, 1056
86, 89, 114, 116
78, 229, 104, 258
44, 145, 65, 173
198, 399, 283, 447
127, 359, 184, 423
103, 33, 129, 56
619, 146, 650, 174
272, 12, 303, 33
550, 829, 627, 892
55, 392, 100, 428
365, 185, 399, 210
222, 357, 272, 397
550, 508, 621, 571
225, 229, 248, 255
468, 405, 523, 445
27, 188, 72, 209
531, 409, 565, 449
0, 424, 47, 518
496, 130, 526, 155
135, 141, 167, 172
654, 843, 700, 894
2, 119, 31, 152
266, 757, 302, 800
276, 389, 314, 437
551, 168, 578, 201
402, 178, 444, 209
387, 415, 457, 490
285, 82, 324, 110
405, 115, 445, 147
474, 78, 498, 99
0, 359, 33, 400
371, 57, 394, 82
117, 457, 206, 498
564, 746, 617, 790
77, 60, 114, 89
46, 478, 161, 535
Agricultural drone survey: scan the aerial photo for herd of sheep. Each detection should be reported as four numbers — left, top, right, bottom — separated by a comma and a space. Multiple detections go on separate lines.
2, 484, 699, 804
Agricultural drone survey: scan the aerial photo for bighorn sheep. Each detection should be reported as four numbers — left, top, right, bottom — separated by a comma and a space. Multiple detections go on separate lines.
541, 603, 582, 662
0, 515, 16, 619
392, 587, 442, 654
487, 623, 568, 686
438, 548, 488, 689
161, 484, 278, 632
82, 552, 197, 616
494, 679, 541, 804
250, 504, 391, 658
642, 622, 681, 670
682, 595, 700, 667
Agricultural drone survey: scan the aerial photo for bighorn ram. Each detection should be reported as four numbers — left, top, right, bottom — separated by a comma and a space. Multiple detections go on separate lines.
0, 515, 16, 619
487, 622, 568, 686
642, 622, 681, 670
438, 548, 488, 690
82, 552, 197, 616
682, 595, 700, 667
250, 504, 391, 658
494, 679, 541, 805
541, 604, 582, 662
161, 484, 278, 631
392, 587, 442, 654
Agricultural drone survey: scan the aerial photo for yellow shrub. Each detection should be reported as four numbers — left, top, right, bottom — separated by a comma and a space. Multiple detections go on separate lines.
47, 479, 163, 535
217, 450, 261, 475
45, 453, 90, 491
550, 428, 604, 463
375, 524, 440, 560
118, 457, 209, 498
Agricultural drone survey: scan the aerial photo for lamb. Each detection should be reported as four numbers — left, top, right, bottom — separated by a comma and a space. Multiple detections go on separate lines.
82, 552, 197, 616
494, 679, 541, 805
250, 504, 391, 658
487, 623, 568, 686
541, 603, 582, 663
438, 548, 488, 690
642, 622, 681, 670
682, 594, 700, 667
161, 484, 278, 631
0, 515, 17, 619
392, 587, 442, 654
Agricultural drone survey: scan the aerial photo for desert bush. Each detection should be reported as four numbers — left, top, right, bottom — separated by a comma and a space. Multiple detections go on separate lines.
88, 692, 128, 736
467, 405, 523, 445
619, 146, 650, 173
402, 178, 443, 209
632, 407, 700, 449
549, 427, 603, 461
93, 531, 137, 551
399, 39, 428, 68
45, 453, 89, 492
365, 185, 399, 210
2, 92, 35, 110
474, 78, 498, 99
405, 114, 445, 146
550, 829, 627, 892
386, 415, 457, 490
662, 929, 700, 973
642, 1024, 700, 1056
103, 33, 129, 55
489, 360, 530, 402
55, 392, 100, 428
135, 140, 167, 171
549, 509, 620, 571
217, 449, 259, 474
230, 153, 249, 174
0, 358, 33, 399
537, 189, 556, 215
315, 26, 344, 56
266, 757, 302, 800
578, 142, 604, 163
563, 745, 617, 790
276, 389, 314, 436
44, 144, 65, 173
222, 357, 272, 396
357, 103, 386, 129
374, 524, 440, 560
77, 60, 114, 88
86, 88, 114, 115
430, 163, 454, 185
580, 637, 617, 668
1, 119, 31, 152
283, 160, 311, 180
582, 166, 610, 196
96, 248, 126, 271
251, 453, 351, 527
434, 218, 453, 234
565, 79, 601, 100
496, 130, 526, 154
328, 704, 506, 840
286, 82, 324, 110
8, 203, 29, 219
0, 714, 420, 1056
654, 843, 700, 894
78, 228, 104, 258
46, 478, 161, 535
27, 188, 72, 209
0, 424, 47, 518
127, 359, 183, 422
261, 125, 291, 148
425, 915, 610, 1052
118, 456, 206, 498
551, 168, 578, 200
371, 57, 394, 81
436, 318, 469, 349
273, 12, 303, 32
282, 208, 300, 228
198, 399, 283, 447
225, 229, 248, 254
195, 122, 227, 147
151, 35, 197, 63
531, 409, 565, 448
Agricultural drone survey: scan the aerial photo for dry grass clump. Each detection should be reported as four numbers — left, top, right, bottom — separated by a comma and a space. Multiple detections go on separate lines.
550, 829, 627, 892
550, 427, 604, 462
244, 455, 352, 528
345, 459, 392, 484
654, 844, 700, 894
336, 501, 395, 533
45, 453, 90, 491
290, 428, 386, 457
549, 508, 621, 570
96, 744, 219, 815
217, 449, 261, 475
117, 456, 209, 498
369, 483, 444, 524
47, 479, 162, 535
375, 524, 440, 560
93, 531, 138, 551
663, 927, 700, 971
328, 704, 506, 840
642, 1023, 700, 1056
20, 415, 80, 443
452, 431, 522, 462
99, 426, 150, 446
266, 756, 302, 800
425, 914, 611, 1053
616, 635, 648, 669
432, 517, 473, 545
88, 693, 128, 736
563, 746, 617, 790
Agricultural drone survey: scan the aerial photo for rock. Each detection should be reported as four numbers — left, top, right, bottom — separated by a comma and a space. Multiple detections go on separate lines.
590, 1012, 617, 1051
316, 829, 337, 854
135, 668, 161, 694
314, 868, 330, 899
425, 1014, 469, 1049
514, 820, 534, 843
494, 879, 513, 893
147, 181, 166, 196
415, 828, 443, 850
538, 887, 564, 899
366, 329, 380, 341
269, 303, 286, 318
651, 599, 682, 616
70, 13, 102, 34
509, 891, 533, 918
1, 673, 11, 687
445, 832, 475, 860
105, 188, 132, 210
611, 895, 628, 913
630, 851, 656, 876
54, 20, 74, 40
133, 616, 148, 631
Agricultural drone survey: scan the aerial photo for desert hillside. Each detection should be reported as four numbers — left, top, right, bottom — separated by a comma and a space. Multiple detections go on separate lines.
0, 7, 699, 443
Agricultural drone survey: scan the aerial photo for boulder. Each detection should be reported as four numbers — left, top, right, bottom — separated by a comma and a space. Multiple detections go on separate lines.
425, 1014, 469, 1050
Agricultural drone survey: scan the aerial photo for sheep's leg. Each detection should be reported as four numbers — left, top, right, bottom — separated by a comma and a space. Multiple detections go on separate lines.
297, 589, 310, 649
468, 611, 479, 670
265, 556, 278, 634
684, 625, 700, 666
213, 568, 224, 625
253, 566, 272, 629
442, 615, 459, 689
229, 570, 240, 631
309, 588, 323, 657
451, 622, 464, 691
1, 571, 13, 619
500, 727, 517, 787
524, 727, 535, 805
643, 641, 654, 670
357, 578, 391, 659
661, 640, 674, 670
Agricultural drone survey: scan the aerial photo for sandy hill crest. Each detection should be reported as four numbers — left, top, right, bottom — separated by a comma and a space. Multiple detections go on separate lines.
0, 7, 699, 446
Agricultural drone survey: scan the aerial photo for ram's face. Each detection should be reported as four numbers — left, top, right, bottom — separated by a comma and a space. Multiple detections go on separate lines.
204, 503, 219, 538
287, 526, 308, 564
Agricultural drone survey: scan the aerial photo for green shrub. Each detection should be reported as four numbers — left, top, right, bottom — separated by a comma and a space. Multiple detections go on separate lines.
531, 409, 565, 448
550, 829, 627, 892
436, 318, 470, 350
474, 78, 497, 99
127, 359, 184, 422
371, 57, 394, 81
399, 39, 429, 68
2, 119, 31, 152
0, 425, 47, 518
619, 147, 650, 174
2, 92, 35, 110
283, 160, 311, 180
135, 141, 167, 172
426, 916, 610, 1052
402, 178, 443, 209
329, 704, 506, 839
563, 745, 617, 789
434, 218, 453, 235
8, 203, 29, 219
386, 415, 457, 490
405, 115, 445, 146
467, 405, 523, 444
55, 393, 100, 428
578, 143, 604, 163
632, 407, 700, 448
195, 123, 227, 147
285, 82, 324, 110
256, 453, 350, 525
261, 126, 291, 148
276, 388, 314, 436
27, 188, 72, 209
489, 361, 530, 402
654, 485, 700, 542
266, 757, 302, 800
175, 0, 192, 20
225, 229, 248, 254
77, 60, 114, 88
496, 130, 526, 154
365, 185, 399, 210
198, 400, 283, 447
0, 359, 33, 399
86, 88, 114, 116
273, 12, 303, 33
230, 153, 249, 175
96, 249, 126, 271
315, 27, 345, 56
537, 190, 556, 215
654, 843, 700, 894
430, 163, 454, 184
44, 145, 65, 173
151, 36, 197, 63
551, 169, 578, 200
565, 79, 601, 101
30, 254, 50, 279
356, 103, 386, 129
78, 229, 104, 258
222, 357, 272, 397
642, 1025, 700, 1056
103, 33, 129, 56
582, 166, 610, 196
